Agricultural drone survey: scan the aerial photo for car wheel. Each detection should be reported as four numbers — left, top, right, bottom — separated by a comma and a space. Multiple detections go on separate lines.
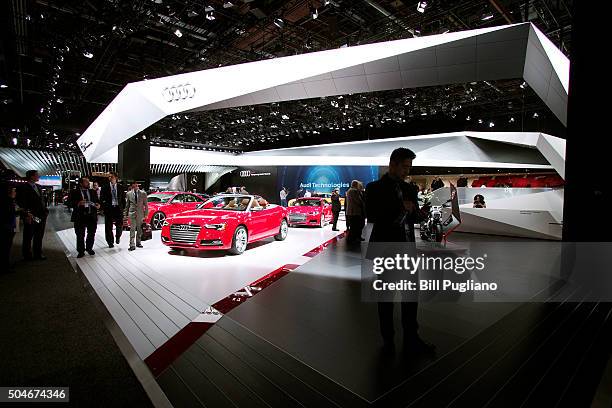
275, 219, 288, 241
229, 226, 248, 255
151, 211, 166, 230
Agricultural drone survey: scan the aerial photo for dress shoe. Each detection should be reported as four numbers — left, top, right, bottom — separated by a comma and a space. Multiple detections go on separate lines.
404, 335, 436, 356
108, 243, 114, 248
77, 252, 85, 258
116, 236, 120, 244
128, 246, 136, 251
332, 228, 340, 231
136, 244, 143, 248
87, 249, 95, 255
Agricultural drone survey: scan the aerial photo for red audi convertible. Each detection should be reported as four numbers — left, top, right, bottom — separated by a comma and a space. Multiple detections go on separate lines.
160, 194, 289, 255
287, 197, 332, 228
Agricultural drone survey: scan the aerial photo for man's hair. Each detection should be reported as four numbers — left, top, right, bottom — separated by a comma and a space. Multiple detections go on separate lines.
109, 171, 119, 178
78, 176, 89, 184
389, 147, 416, 163
351, 180, 360, 188
25, 170, 38, 180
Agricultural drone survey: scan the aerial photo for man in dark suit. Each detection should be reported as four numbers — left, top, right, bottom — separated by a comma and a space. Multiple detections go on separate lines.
331, 188, 342, 231
16, 170, 49, 260
100, 172, 125, 248
69, 176, 100, 258
366, 148, 433, 355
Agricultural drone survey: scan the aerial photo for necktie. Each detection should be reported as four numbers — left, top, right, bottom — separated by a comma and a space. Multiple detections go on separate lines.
112, 184, 117, 204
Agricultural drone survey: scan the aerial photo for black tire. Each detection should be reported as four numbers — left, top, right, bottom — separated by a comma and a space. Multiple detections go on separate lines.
275, 219, 288, 241
229, 226, 248, 255
151, 211, 166, 230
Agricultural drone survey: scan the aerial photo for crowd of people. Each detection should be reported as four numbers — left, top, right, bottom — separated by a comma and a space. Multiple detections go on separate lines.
1, 170, 151, 272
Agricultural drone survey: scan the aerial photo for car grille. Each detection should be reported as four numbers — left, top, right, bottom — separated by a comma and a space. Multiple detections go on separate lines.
170, 224, 201, 244
289, 214, 306, 222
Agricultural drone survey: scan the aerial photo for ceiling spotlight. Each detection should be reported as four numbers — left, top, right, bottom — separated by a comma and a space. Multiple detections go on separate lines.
489, 121, 495, 127
223, 1, 234, 8
273, 18, 285, 29
80, 77, 88, 83
82, 51, 94, 58
509, 117, 515, 123
466, 115, 471, 121
310, 6, 318, 20
478, 119, 483, 124
533, 112, 539, 118
417, 1, 427, 13
520, 81, 527, 89
206, 11, 215, 20
56, 98, 63, 103
324, 0, 331, 5
174, 29, 183, 37
12, 137, 17, 145
481, 13, 494, 21
0, 84, 7, 88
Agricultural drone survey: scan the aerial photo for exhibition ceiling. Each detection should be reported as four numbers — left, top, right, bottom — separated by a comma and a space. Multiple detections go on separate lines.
0, 0, 572, 154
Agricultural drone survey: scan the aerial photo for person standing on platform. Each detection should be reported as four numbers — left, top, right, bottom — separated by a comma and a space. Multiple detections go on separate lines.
1, 184, 19, 272
331, 188, 341, 231
279, 187, 288, 207
100, 172, 125, 248
366, 148, 433, 355
69, 176, 100, 258
346, 180, 366, 244
125, 181, 148, 251
16, 170, 49, 261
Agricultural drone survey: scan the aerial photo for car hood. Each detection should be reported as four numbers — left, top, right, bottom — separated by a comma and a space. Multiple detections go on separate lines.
288, 206, 320, 214
168, 209, 239, 224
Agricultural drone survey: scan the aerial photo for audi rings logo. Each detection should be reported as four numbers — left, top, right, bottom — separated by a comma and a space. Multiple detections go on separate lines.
177, 225, 189, 231
240, 170, 251, 177
162, 83, 196, 102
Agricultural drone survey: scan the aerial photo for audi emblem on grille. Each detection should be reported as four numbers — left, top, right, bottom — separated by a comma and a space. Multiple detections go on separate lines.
240, 170, 251, 177
177, 224, 189, 231
162, 83, 196, 102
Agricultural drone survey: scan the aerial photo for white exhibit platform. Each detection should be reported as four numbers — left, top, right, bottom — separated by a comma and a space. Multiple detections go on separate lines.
56, 220, 345, 360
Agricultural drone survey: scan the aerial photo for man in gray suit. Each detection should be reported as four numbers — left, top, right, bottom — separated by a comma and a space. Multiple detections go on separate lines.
124, 181, 148, 251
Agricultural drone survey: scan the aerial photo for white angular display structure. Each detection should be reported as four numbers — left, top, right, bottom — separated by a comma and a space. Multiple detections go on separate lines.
77, 23, 568, 163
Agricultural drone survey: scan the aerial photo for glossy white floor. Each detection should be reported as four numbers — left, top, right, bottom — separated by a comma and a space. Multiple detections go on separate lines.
56, 218, 345, 359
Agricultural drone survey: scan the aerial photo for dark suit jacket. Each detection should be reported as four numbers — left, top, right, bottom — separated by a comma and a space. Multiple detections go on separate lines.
100, 183, 126, 211
69, 188, 100, 223
366, 173, 421, 242
16, 182, 48, 218
331, 193, 341, 212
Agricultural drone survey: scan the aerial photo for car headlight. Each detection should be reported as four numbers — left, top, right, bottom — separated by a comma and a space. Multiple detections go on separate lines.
204, 223, 226, 230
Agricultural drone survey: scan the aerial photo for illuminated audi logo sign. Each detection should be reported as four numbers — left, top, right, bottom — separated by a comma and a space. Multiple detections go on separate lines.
162, 83, 196, 102
239, 170, 251, 177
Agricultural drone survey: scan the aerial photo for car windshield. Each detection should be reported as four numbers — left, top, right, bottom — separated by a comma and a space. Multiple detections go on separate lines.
147, 194, 173, 203
293, 199, 321, 207
198, 195, 252, 211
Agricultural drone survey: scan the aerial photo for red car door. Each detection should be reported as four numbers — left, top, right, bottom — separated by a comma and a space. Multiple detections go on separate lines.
167, 193, 187, 216
247, 203, 269, 240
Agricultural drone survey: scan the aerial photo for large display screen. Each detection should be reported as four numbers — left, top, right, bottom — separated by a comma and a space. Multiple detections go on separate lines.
277, 166, 379, 199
